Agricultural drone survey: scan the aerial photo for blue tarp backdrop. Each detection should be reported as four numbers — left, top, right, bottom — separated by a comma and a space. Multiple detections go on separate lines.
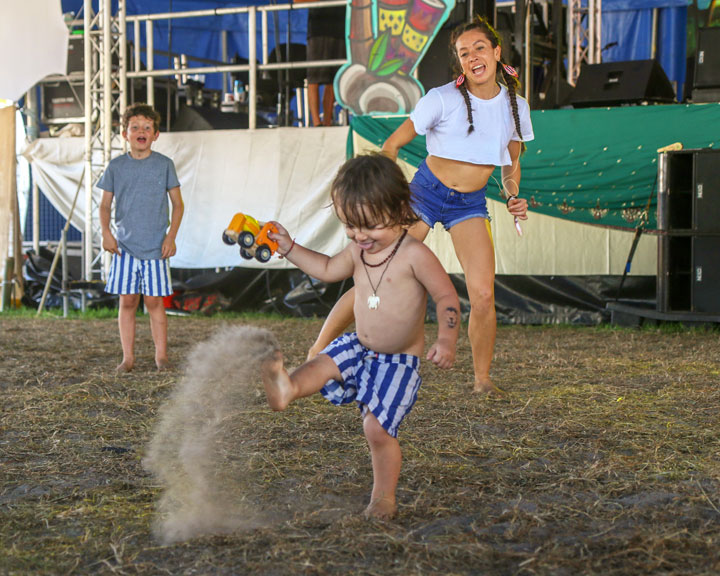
61, 1, 691, 96
61, 1, 310, 91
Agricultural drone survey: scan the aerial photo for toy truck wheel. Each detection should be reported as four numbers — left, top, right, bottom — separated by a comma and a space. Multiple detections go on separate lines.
240, 247, 254, 260
222, 232, 235, 245
239, 231, 255, 248
255, 245, 272, 263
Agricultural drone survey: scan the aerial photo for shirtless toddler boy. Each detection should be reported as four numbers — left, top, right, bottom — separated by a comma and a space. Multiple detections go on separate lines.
262, 154, 460, 519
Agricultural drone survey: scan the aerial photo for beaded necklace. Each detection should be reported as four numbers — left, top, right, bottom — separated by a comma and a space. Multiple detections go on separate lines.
360, 230, 407, 310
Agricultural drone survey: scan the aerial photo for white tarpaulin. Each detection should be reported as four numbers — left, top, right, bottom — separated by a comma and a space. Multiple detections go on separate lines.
352, 132, 657, 277
22, 126, 656, 275
0, 1, 68, 102
23, 127, 350, 269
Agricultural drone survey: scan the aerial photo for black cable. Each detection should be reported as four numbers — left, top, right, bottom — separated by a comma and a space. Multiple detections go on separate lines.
614, 173, 658, 302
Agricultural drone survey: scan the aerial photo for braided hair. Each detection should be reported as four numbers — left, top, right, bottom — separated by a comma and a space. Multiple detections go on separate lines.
450, 16, 525, 145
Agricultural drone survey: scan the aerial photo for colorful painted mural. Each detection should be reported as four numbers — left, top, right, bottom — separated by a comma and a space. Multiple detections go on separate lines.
334, 0, 455, 116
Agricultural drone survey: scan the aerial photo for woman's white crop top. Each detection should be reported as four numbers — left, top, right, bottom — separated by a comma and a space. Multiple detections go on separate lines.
409, 81, 534, 166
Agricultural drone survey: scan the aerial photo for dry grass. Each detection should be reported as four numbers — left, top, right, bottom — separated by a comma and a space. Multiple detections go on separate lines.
1, 314, 719, 575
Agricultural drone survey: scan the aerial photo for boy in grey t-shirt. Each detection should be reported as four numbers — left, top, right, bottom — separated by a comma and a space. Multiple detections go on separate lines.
98, 103, 184, 372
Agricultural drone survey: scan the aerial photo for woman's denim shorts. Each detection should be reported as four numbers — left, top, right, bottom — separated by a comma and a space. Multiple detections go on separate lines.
410, 159, 490, 230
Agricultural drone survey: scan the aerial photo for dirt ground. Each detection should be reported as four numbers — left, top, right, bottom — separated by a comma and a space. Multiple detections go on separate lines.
1, 313, 719, 575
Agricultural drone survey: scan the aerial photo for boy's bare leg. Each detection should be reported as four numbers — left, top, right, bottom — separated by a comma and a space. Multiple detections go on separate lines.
262, 352, 341, 411
145, 295, 169, 370
307, 288, 355, 360
363, 413, 400, 519
117, 294, 140, 372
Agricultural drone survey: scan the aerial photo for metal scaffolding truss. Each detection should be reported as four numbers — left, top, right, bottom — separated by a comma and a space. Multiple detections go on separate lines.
82, 0, 598, 286
567, 0, 602, 86
82, 0, 127, 283
78, 0, 346, 285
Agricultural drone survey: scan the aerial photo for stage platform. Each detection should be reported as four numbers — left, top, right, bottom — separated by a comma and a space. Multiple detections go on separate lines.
606, 301, 720, 327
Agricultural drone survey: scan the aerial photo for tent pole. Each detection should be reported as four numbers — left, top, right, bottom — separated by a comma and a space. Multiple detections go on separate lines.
146, 20, 155, 105
83, 0, 93, 294
249, 6, 257, 129
37, 167, 86, 316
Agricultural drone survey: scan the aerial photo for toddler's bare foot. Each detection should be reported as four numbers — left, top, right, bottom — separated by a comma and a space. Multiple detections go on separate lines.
116, 360, 134, 373
261, 350, 292, 411
363, 497, 397, 520
473, 379, 507, 396
156, 358, 171, 371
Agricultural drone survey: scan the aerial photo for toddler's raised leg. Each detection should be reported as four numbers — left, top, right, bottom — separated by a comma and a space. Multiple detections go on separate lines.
261, 351, 293, 411
262, 353, 343, 411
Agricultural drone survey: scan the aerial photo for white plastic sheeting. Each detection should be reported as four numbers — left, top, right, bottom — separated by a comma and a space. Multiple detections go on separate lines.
0, 1, 68, 102
23, 127, 349, 269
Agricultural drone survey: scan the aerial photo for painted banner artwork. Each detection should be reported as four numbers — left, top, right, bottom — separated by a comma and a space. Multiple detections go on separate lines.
334, 0, 455, 115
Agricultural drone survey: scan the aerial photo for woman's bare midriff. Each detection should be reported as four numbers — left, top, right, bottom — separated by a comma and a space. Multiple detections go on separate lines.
425, 155, 496, 193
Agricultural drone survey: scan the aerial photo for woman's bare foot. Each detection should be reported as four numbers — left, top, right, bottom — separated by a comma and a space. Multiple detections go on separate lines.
156, 358, 171, 371
473, 379, 507, 395
116, 360, 134, 373
363, 497, 397, 520
261, 351, 293, 411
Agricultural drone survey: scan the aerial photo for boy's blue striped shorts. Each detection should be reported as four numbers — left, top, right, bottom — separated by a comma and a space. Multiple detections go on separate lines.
105, 249, 173, 297
320, 333, 421, 438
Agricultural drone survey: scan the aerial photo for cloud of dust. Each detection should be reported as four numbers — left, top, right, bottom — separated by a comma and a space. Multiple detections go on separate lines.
143, 324, 279, 544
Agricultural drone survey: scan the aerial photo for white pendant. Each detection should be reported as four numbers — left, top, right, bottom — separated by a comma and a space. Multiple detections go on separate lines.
367, 294, 380, 310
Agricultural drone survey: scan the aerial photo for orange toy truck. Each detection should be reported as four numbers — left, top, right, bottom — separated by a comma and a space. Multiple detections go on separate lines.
222, 213, 279, 263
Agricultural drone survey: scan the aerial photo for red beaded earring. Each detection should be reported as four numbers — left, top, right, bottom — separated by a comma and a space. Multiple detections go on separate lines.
456, 74, 465, 87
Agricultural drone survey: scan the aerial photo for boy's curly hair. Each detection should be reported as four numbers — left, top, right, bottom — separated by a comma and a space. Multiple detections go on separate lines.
122, 103, 161, 133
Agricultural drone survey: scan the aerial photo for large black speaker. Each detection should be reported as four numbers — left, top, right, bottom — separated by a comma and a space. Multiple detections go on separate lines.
41, 81, 84, 122
693, 27, 720, 88
571, 59, 676, 108
67, 35, 85, 74
657, 148, 720, 315
658, 235, 720, 314
691, 27, 720, 102
658, 148, 720, 234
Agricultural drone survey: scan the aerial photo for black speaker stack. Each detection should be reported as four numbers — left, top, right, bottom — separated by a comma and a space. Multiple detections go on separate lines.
691, 27, 720, 103
657, 148, 720, 317
571, 59, 676, 108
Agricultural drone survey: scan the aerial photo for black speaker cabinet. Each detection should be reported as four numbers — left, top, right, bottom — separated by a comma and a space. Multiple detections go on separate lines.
571, 59, 676, 108
693, 27, 720, 89
657, 148, 720, 234
67, 35, 85, 75
691, 27, 720, 102
658, 235, 720, 314
657, 148, 720, 315
41, 81, 84, 123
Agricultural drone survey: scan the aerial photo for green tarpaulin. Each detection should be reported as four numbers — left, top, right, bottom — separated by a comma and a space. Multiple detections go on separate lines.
348, 103, 720, 230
